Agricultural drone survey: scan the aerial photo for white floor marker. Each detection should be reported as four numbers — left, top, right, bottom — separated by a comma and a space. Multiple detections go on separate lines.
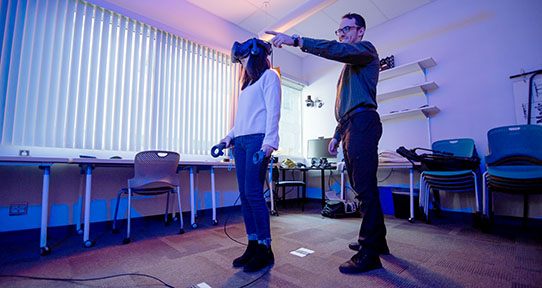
290, 247, 315, 257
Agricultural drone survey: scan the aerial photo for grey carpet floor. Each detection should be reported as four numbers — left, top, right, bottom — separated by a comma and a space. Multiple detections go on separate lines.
1, 201, 541, 288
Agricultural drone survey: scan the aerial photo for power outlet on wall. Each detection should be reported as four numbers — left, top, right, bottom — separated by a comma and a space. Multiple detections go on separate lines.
9, 202, 28, 216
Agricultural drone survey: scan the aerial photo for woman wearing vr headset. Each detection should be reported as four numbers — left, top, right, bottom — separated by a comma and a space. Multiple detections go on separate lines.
219, 38, 281, 272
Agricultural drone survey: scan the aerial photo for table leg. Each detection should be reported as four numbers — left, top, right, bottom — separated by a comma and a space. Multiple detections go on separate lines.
190, 167, 196, 228
83, 165, 94, 247
302, 170, 306, 211
340, 166, 345, 200
39, 166, 51, 255
76, 172, 85, 235
211, 168, 217, 225
409, 167, 415, 223
269, 164, 276, 215
281, 169, 286, 203
321, 169, 325, 208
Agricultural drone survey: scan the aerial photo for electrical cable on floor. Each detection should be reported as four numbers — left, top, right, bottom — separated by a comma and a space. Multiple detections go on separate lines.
0, 273, 174, 287
223, 195, 246, 246
238, 266, 272, 288
221, 159, 275, 288
222, 193, 274, 288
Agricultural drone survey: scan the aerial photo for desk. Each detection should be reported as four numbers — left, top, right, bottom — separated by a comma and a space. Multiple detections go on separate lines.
0, 156, 70, 255
178, 161, 233, 229
336, 162, 418, 222
278, 166, 337, 208
70, 158, 232, 247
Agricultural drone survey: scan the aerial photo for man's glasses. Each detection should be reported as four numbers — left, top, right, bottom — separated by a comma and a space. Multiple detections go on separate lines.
334, 26, 361, 36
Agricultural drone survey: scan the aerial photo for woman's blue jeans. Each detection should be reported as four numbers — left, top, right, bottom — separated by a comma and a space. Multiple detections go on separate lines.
233, 134, 271, 245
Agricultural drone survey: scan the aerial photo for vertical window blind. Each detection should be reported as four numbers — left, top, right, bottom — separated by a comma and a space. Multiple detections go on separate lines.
278, 78, 303, 157
0, 0, 240, 156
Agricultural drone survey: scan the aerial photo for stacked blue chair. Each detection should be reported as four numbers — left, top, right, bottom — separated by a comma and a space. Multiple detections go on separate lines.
113, 151, 184, 244
482, 125, 542, 227
419, 139, 481, 223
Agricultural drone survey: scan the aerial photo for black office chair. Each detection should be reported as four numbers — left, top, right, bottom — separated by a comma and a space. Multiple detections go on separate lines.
272, 166, 307, 211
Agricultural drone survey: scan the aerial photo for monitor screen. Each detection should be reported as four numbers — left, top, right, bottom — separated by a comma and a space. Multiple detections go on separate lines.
307, 137, 335, 159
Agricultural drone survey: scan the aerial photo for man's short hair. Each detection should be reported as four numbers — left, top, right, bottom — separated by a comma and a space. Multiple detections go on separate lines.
342, 13, 366, 29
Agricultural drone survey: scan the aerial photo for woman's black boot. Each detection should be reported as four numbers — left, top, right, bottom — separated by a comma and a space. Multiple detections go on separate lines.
233, 240, 258, 268
243, 244, 274, 272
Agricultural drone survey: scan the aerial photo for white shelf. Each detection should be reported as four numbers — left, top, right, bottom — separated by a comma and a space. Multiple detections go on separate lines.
379, 57, 436, 81
377, 81, 439, 101
380, 106, 440, 121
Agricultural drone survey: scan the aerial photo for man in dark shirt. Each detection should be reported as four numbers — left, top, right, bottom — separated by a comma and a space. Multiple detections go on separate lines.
267, 13, 387, 274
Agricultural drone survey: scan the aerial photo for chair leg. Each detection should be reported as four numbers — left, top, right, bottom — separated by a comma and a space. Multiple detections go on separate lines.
482, 172, 488, 217
472, 172, 482, 227
271, 185, 279, 216
302, 185, 306, 212
487, 187, 494, 225
425, 184, 431, 223
282, 186, 286, 208
164, 191, 170, 225
176, 186, 184, 234
297, 187, 300, 208
112, 189, 126, 233
124, 188, 132, 244
523, 193, 529, 227
472, 171, 480, 213
432, 190, 443, 218
419, 173, 426, 213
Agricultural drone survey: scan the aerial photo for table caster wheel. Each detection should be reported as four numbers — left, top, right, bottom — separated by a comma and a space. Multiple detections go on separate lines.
270, 210, 278, 216
123, 238, 131, 244
40, 246, 51, 256
192, 223, 198, 229
408, 217, 415, 223
112, 228, 119, 234
179, 228, 185, 234
212, 220, 218, 225
173, 217, 179, 222
77, 229, 83, 235
84, 240, 94, 248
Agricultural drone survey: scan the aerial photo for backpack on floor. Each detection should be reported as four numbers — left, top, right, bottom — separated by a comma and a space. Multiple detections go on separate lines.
321, 200, 360, 218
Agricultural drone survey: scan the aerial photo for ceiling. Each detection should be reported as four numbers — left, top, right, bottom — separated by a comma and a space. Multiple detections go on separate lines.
104, 0, 434, 58
184, 0, 434, 57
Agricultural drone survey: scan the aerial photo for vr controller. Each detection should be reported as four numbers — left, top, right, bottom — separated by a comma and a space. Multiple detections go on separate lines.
211, 143, 227, 158
210, 143, 267, 165
252, 150, 266, 165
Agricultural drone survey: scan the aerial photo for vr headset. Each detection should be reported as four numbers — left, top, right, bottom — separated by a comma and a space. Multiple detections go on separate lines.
231, 38, 272, 63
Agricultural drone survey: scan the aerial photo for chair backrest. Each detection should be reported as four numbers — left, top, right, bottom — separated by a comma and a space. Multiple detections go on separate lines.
486, 125, 542, 166
129, 151, 180, 189
432, 138, 475, 158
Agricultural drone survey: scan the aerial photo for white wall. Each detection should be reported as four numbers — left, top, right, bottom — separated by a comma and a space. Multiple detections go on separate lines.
299, 0, 542, 217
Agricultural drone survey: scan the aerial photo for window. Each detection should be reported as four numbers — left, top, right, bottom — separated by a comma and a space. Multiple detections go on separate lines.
0, 0, 240, 157
278, 78, 303, 157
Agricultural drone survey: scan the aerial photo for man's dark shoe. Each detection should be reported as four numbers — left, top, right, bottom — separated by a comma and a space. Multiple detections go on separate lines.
243, 244, 274, 272
233, 240, 258, 268
348, 241, 390, 255
339, 252, 382, 274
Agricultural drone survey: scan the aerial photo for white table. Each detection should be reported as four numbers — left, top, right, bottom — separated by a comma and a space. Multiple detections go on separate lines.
182, 161, 234, 228
69, 158, 233, 247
